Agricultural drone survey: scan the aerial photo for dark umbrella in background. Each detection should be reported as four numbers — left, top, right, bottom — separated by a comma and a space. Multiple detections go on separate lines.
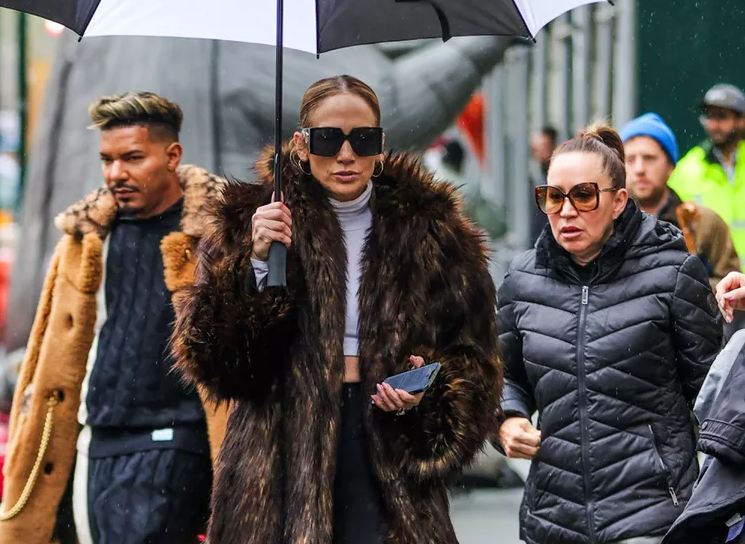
0, 0, 612, 286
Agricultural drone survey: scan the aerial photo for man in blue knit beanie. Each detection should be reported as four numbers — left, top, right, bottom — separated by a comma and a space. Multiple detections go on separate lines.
620, 113, 740, 293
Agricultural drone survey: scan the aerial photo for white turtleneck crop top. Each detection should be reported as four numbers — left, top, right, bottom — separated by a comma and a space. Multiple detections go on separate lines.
251, 181, 373, 356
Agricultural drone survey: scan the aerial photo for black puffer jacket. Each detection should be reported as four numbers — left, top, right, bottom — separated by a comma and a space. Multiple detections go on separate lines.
497, 201, 723, 544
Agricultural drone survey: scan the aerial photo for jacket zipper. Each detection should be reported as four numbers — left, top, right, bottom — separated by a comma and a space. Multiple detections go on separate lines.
648, 425, 680, 507
577, 286, 597, 542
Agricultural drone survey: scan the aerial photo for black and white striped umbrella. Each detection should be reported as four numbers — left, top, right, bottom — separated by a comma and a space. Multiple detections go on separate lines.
2, 0, 611, 286
3, 0, 609, 54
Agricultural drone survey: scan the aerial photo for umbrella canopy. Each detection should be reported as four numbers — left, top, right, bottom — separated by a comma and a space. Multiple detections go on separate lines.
2, 0, 609, 54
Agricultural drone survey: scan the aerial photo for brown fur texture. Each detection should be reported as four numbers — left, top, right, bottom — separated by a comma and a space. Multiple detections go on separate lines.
0, 165, 227, 544
172, 146, 503, 544
162, 232, 198, 292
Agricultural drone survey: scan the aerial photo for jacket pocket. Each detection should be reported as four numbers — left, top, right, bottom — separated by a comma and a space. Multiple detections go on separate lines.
648, 424, 680, 507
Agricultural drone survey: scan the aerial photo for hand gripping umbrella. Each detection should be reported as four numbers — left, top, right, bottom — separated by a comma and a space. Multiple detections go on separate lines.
1, 0, 612, 286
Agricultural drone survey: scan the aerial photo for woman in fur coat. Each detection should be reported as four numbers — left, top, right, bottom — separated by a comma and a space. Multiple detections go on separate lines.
171, 75, 502, 544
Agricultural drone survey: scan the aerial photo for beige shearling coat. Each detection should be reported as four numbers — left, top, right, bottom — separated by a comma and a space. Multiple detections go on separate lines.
0, 165, 228, 544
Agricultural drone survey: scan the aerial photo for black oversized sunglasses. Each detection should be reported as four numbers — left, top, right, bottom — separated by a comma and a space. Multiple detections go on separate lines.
535, 182, 618, 215
301, 127, 383, 157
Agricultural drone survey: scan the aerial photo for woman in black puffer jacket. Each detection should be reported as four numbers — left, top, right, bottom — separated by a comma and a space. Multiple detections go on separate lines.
497, 125, 723, 544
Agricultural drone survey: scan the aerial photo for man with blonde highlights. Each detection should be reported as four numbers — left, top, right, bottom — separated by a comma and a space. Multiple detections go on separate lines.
0, 91, 227, 544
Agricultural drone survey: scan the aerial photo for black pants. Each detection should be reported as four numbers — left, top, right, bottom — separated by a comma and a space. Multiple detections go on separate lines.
333, 383, 387, 544
85, 448, 211, 544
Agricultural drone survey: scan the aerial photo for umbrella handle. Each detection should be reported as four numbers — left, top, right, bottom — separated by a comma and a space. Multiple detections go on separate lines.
267, 0, 286, 289
267, 149, 287, 287
267, 241, 287, 287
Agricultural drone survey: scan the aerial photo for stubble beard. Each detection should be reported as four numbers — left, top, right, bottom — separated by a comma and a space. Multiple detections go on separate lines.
632, 185, 667, 210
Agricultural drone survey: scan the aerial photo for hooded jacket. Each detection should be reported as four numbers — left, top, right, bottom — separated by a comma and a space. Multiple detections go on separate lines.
0, 165, 229, 544
171, 147, 502, 544
497, 201, 722, 544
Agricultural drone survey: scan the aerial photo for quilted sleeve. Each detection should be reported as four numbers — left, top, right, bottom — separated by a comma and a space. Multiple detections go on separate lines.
497, 271, 535, 420
671, 254, 723, 406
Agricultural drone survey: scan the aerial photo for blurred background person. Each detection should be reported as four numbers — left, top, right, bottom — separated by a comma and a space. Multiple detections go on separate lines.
530, 126, 559, 175
669, 84, 745, 269
529, 126, 559, 246
620, 113, 739, 291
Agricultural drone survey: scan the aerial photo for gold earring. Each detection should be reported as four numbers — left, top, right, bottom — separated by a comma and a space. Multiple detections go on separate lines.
372, 160, 384, 178
290, 151, 300, 169
291, 152, 312, 176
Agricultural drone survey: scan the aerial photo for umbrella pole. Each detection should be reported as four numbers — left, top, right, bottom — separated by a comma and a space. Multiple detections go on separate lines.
266, 0, 287, 287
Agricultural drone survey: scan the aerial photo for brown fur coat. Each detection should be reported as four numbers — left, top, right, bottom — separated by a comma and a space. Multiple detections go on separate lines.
172, 148, 503, 544
0, 165, 228, 544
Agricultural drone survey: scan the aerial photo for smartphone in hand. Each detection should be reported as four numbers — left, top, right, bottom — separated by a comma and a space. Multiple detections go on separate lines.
383, 362, 441, 395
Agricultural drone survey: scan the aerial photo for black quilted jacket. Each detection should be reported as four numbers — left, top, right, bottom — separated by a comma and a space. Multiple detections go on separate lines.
497, 200, 723, 544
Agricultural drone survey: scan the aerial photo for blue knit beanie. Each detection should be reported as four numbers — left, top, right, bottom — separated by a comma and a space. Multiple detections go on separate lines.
619, 113, 679, 164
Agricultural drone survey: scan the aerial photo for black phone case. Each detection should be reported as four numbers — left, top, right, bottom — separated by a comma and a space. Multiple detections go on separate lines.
383, 363, 442, 395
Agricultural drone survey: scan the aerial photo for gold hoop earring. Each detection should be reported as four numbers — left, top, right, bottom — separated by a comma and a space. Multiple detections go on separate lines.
372, 160, 384, 178
291, 151, 312, 176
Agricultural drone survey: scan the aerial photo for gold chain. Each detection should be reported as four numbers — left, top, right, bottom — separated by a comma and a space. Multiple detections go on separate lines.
0, 395, 59, 521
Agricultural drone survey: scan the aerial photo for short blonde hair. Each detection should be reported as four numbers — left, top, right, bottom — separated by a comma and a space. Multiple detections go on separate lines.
88, 91, 183, 141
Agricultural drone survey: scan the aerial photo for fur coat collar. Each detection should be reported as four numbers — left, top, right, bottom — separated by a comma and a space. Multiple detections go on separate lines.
173, 145, 502, 544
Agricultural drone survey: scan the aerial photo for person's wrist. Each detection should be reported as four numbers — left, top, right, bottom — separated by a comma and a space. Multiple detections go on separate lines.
250, 250, 267, 262
498, 412, 528, 428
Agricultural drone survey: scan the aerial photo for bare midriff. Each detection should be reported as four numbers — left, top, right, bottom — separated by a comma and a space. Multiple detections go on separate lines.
344, 356, 361, 383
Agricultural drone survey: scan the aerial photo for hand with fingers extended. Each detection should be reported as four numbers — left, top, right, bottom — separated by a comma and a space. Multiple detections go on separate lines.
716, 271, 745, 323
371, 355, 426, 414
250, 195, 292, 261
499, 417, 541, 460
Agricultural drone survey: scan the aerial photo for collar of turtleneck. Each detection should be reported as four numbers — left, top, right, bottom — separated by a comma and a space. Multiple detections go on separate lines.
328, 180, 373, 231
